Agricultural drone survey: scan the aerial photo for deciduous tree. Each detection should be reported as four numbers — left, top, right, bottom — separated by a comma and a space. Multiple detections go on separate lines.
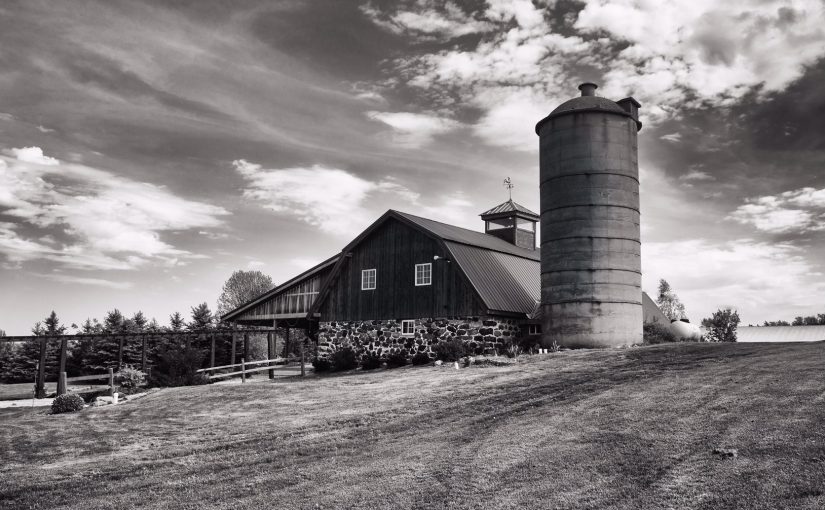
656, 279, 686, 321
702, 308, 740, 343
216, 270, 274, 319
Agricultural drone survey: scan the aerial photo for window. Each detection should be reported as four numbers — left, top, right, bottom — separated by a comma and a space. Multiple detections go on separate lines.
361, 268, 376, 290
401, 320, 415, 336
415, 263, 432, 286
517, 218, 535, 232
486, 217, 514, 231
527, 324, 542, 335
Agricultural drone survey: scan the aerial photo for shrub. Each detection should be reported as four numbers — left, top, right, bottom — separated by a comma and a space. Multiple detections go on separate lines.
331, 347, 357, 372
151, 345, 208, 387
312, 356, 332, 373
115, 365, 147, 394
702, 308, 740, 343
643, 321, 677, 345
360, 351, 382, 370
433, 338, 468, 362
51, 393, 85, 414
385, 351, 408, 368
411, 352, 431, 366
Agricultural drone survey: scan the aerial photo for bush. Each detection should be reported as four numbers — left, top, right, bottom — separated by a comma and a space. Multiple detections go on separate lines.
51, 393, 85, 414
331, 347, 357, 372
151, 345, 208, 387
643, 321, 677, 345
433, 339, 468, 362
702, 308, 740, 343
360, 351, 382, 370
115, 365, 147, 394
385, 351, 408, 368
411, 352, 431, 366
312, 357, 332, 373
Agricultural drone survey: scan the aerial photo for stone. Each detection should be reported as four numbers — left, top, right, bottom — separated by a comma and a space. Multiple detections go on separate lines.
483, 320, 497, 327
435, 360, 443, 366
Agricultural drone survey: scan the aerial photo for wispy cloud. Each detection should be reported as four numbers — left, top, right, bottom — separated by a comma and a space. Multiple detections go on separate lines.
660, 133, 682, 143
362, 1, 494, 40
679, 169, 715, 181
0, 146, 230, 270
728, 187, 825, 234
39, 274, 134, 290
366, 111, 460, 148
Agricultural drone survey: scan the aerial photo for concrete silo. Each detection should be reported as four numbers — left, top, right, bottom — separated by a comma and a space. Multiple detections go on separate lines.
535, 83, 642, 348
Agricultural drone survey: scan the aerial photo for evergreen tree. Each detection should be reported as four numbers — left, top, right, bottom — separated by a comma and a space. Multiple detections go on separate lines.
169, 312, 185, 332
656, 279, 686, 321
132, 311, 148, 332
1, 312, 64, 382
188, 303, 214, 331
147, 318, 162, 332
79, 318, 104, 334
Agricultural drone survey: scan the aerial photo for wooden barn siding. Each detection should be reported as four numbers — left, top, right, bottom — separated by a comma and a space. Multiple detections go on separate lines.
320, 219, 484, 321
235, 270, 329, 321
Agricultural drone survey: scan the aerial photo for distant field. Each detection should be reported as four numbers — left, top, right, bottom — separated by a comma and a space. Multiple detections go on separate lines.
1, 342, 824, 509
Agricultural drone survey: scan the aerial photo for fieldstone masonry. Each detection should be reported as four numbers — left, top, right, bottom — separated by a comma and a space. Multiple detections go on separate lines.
317, 316, 524, 360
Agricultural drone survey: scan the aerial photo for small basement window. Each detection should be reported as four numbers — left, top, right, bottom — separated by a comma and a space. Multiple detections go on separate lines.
401, 320, 415, 336
361, 268, 376, 290
415, 263, 432, 286
527, 324, 542, 335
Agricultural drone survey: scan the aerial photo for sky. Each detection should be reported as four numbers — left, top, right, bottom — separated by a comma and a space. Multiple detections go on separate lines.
1, 0, 824, 335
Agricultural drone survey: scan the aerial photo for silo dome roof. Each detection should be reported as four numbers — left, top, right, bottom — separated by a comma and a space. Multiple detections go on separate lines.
549, 96, 626, 116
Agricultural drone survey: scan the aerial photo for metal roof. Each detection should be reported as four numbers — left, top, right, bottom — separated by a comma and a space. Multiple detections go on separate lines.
444, 241, 540, 315
394, 210, 540, 262
736, 326, 825, 343
479, 199, 539, 219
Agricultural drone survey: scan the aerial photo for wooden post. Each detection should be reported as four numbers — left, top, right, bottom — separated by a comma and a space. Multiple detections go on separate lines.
141, 334, 147, 372
59, 371, 67, 396
241, 358, 246, 383
36, 337, 47, 398
243, 332, 249, 362
300, 345, 305, 377
210, 333, 216, 369
117, 336, 124, 370
285, 327, 291, 358
58, 337, 68, 395
267, 331, 275, 379
108, 368, 114, 397
230, 331, 236, 365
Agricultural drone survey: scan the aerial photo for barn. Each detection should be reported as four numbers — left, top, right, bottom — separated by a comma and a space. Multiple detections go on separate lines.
222, 199, 661, 360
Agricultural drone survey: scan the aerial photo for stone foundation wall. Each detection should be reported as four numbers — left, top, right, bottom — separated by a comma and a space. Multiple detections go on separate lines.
317, 317, 524, 360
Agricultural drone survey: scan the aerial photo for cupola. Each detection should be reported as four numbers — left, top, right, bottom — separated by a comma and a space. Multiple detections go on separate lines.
479, 199, 539, 250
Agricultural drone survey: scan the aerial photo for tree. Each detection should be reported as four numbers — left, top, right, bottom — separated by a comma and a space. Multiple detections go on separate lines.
702, 308, 740, 343
188, 303, 214, 331
216, 270, 274, 319
656, 279, 686, 321
132, 311, 148, 332
147, 318, 162, 332
79, 318, 104, 334
169, 312, 185, 332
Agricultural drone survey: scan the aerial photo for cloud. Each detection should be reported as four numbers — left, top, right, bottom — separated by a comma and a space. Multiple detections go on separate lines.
233, 160, 475, 235
728, 187, 825, 233
365, 0, 825, 147
39, 274, 134, 290
643, 238, 825, 324
679, 169, 715, 181
365, 111, 460, 148
362, 1, 494, 40
0, 146, 230, 270
660, 133, 682, 142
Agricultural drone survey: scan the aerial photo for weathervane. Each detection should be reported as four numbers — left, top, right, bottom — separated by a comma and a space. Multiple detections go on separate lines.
503, 177, 514, 200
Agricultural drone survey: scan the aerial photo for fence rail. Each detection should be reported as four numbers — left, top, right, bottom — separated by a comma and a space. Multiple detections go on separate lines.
199, 353, 307, 382
57, 368, 115, 397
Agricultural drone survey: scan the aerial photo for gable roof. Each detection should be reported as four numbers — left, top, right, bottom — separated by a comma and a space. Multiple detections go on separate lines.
394, 210, 540, 262
221, 254, 339, 321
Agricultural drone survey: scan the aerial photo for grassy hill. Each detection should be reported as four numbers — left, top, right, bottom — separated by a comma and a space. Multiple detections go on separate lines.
1, 342, 824, 509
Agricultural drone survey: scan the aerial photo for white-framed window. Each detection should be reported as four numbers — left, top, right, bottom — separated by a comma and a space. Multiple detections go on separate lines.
415, 263, 432, 286
527, 324, 542, 335
401, 320, 415, 336
361, 268, 376, 290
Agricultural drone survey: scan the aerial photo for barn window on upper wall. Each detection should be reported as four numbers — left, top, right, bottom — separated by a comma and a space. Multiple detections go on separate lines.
401, 320, 415, 336
361, 268, 376, 290
415, 263, 432, 286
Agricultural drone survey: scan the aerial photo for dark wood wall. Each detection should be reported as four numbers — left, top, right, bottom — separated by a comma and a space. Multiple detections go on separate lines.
236, 270, 330, 321
320, 218, 484, 321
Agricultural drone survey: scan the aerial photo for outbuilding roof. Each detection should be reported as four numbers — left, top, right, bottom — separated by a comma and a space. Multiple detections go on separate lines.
479, 199, 539, 219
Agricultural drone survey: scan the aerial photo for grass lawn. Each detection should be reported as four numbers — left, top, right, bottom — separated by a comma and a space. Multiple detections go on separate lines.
1, 342, 824, 509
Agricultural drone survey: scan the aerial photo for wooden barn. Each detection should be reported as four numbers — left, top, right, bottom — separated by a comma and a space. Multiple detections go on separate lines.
222, 200, 660, 359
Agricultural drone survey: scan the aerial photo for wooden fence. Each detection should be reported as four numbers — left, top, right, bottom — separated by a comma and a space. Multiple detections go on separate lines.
196, 352, 306, 382
58, 368, 115, 397
0, 328, 307, 398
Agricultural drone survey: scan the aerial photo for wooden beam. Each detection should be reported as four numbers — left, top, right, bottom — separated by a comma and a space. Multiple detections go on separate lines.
57, 337, 68, 395
230, 331, 236, 365
36, 337, 47, 398
117, 336, 124, 370
267, 330, 274, 379
210, 333, 216, 369
141, 334, 147, 372
243, 332, 249, 362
